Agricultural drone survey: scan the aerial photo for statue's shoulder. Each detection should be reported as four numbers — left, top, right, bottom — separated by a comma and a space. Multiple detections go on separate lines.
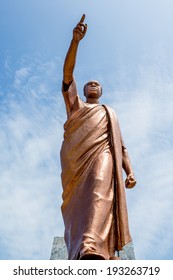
102, 104, 118, 121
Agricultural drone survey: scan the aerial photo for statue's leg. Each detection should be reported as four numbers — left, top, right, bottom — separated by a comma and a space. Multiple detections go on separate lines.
77, 149, 114, 260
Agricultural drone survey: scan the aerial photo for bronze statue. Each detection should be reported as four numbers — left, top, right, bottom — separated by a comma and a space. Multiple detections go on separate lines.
60, 14, 136, 260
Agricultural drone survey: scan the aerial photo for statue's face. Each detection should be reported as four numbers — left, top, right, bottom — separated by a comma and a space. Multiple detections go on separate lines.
84, 80, 102, 99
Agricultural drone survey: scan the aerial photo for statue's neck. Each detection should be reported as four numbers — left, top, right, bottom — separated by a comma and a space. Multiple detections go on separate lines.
86, 98, 99, 104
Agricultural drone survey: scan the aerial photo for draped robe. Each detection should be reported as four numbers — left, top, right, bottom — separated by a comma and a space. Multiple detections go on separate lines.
60, 82, 132, 260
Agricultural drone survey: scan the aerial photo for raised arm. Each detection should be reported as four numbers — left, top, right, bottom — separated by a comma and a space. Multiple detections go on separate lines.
63, 14, 87, 85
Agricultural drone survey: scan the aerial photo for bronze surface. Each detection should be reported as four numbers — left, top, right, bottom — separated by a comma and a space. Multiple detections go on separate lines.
60, 15, 136, 260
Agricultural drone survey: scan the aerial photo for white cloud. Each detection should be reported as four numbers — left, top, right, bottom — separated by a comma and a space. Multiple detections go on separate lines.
14, 67, 30, 88
108, 56, 173, 260
0, 55, 65, 259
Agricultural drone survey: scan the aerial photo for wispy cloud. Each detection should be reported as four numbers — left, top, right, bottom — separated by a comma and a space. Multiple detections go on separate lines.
108, 54, 173, 260
0, 55, 65, 259
14, 67, 30, 88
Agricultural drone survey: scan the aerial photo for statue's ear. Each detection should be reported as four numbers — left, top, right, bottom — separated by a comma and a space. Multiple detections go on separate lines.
83, 84, 87, 97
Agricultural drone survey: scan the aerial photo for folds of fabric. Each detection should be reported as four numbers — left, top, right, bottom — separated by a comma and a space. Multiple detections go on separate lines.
60, 103, 131, 259
103, 105, 131, 250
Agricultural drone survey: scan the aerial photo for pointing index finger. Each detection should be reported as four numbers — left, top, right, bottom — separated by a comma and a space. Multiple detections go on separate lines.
80, 14, 85, 22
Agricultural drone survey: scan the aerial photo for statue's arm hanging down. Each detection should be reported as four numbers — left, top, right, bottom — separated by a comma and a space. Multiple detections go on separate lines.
60, 15, 137, 260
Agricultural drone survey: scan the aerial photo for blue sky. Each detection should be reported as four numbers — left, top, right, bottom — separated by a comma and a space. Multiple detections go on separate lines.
0, 0, 173, 260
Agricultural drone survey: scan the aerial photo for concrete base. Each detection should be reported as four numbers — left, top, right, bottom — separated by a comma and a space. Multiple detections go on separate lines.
50, 237, 135, 260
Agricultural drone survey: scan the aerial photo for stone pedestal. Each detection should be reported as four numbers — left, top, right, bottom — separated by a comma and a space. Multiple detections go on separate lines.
50, 237, 135, 260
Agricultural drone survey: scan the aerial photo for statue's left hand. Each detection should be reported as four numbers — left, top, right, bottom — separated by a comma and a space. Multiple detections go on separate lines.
125, 173, 136, 189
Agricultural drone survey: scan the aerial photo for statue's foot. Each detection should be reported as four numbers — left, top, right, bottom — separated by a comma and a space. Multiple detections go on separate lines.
109, 256, 120, 260
79, 248, 105, 260
80, 253, 105, 260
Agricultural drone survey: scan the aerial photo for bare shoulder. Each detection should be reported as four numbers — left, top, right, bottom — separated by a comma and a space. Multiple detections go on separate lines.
62, 79, 80, 117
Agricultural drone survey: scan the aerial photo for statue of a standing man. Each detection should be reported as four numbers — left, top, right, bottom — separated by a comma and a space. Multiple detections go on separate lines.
60, 15, 136, 260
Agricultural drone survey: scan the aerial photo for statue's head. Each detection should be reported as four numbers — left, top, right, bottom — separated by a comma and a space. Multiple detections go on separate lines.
83, 80, 102, 101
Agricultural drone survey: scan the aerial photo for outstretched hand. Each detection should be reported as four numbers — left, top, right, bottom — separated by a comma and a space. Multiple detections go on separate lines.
73, 14, 87, 43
